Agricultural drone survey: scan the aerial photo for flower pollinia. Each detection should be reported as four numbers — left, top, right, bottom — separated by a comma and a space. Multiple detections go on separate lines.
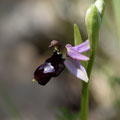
64, 40, 90, 82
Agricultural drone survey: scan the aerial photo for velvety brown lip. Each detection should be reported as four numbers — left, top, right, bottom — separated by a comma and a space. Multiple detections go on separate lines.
34, 50, 65, 85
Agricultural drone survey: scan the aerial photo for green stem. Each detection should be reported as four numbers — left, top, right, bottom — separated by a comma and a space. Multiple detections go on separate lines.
80, 52, 95, 120
80, 82, 89, 120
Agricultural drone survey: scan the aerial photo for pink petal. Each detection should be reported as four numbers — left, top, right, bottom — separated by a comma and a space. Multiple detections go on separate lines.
66, 40, 90, 53
64, 58, 89, 82
67, 49, 89, 61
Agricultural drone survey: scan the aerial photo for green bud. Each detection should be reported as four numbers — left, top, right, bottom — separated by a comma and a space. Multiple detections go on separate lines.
85, 4, 101, 52
95, 0, 105, 19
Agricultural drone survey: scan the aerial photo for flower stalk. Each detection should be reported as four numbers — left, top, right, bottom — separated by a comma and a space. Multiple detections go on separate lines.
80, 0, 105, 120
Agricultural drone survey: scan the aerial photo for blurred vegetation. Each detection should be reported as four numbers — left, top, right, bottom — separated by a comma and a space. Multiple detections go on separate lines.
57, 107, 80, 120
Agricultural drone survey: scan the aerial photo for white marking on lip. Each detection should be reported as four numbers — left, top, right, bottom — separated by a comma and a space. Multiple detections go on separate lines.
43, 63, 55, 73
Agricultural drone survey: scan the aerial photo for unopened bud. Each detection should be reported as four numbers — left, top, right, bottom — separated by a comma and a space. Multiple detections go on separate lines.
95, 0, 105, 19
85, 4, 101, 51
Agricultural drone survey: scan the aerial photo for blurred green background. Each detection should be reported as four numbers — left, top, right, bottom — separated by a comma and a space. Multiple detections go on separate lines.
0, 0, 120, 120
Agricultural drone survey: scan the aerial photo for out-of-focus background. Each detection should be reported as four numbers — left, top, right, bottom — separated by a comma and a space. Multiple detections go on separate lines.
0, 0, 120, 120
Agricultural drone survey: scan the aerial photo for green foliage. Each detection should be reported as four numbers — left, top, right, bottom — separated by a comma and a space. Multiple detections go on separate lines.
74, 24, 87, 67
114, 77, 120, 85
74, 24, 83, 45
112, 0, 120, 46
57, 107, 80, 120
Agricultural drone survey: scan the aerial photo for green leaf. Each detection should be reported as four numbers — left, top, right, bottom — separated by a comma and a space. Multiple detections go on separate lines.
74, 24, 83, 46
74, 24, 87, 67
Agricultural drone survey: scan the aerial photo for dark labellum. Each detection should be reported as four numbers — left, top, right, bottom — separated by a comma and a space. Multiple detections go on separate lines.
34, 50, 65, 85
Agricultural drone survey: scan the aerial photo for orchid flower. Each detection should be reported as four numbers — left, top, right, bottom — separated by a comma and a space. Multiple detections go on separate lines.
64, 40, 90, 82
33, 40, 90, 85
